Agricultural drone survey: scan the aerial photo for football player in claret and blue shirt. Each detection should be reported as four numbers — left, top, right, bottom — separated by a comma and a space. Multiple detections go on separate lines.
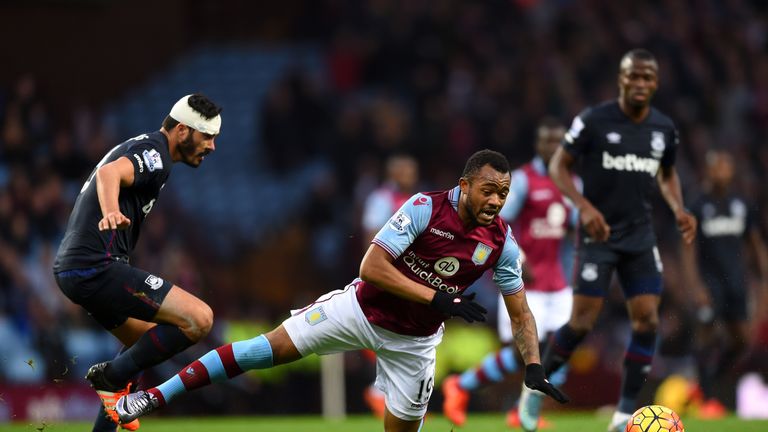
53, 94, 221, 432
523, 49, 698, 432
115, 149, 568, 432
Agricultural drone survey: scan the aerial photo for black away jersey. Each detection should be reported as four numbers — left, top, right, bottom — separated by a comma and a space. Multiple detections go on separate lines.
54, 131, 172, 271
691, 192, 754, 281
564, 101, 678, 251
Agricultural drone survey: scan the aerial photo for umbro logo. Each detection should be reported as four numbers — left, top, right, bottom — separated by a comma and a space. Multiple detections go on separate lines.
413, 196, 429, 206
606, 132, 622, 144
186, 367, 195, 376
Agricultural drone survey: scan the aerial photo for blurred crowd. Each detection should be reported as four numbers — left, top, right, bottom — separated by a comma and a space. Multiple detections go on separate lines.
1, 0, 767, 414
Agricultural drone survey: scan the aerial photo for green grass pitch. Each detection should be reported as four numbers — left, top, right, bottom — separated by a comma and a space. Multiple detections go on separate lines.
3, 413, 768, 431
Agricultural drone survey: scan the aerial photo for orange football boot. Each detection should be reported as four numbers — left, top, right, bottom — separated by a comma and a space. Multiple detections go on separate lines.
442, 375, 470, 426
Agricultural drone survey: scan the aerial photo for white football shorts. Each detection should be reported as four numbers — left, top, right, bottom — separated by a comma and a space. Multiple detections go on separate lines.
282, 280, 443, 421
497, 288, 573, 344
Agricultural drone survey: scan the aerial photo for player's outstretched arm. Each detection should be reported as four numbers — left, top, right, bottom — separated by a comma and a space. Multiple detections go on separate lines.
656, 165, 696, 244
502, 290, 569, 403
360, 244, 438, 304
96, 157, 135, 230
549, 147, 609, 242
359, 244, 487, 322
502, 290, 539, 364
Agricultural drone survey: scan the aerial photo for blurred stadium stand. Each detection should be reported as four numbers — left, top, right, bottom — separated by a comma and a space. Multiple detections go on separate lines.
103, 45, 328, 249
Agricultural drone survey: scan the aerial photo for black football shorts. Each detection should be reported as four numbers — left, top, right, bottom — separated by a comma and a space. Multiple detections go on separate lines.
701, 272, 747, 322
573, 241, 663, 298
54, 262, 173, 330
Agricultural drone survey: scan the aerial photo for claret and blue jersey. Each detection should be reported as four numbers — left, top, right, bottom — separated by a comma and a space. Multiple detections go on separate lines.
356, 186, 523, 336
501, 157, 578, 293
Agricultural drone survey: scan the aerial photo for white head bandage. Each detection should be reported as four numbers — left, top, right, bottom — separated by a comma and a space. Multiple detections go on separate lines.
169, 95, 221, 135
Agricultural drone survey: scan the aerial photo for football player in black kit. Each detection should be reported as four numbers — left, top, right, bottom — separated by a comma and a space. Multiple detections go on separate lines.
53, 94, 221, 431
681, 149, 768, 418
516, 49, 697, 432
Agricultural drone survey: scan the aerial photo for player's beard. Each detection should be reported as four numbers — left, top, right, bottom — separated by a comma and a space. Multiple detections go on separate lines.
462, 195, 491, 227
178, 133, 201, 168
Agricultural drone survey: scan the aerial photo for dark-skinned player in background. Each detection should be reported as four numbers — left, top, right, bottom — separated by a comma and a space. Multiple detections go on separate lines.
518, 49, 697, 432
681, 149, 768, 418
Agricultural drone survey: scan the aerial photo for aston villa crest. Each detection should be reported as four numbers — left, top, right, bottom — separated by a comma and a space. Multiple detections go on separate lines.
471, 242, 493, 265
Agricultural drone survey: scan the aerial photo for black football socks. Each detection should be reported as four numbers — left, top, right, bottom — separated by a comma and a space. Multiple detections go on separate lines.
542, 324, 587, 376
105, 324, 195, 387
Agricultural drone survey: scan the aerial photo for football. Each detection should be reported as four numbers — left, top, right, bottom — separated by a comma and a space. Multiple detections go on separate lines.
625, 405, 685, 432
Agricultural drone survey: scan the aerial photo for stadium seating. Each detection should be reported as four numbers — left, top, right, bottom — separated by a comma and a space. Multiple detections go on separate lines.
104, 45, 327, 252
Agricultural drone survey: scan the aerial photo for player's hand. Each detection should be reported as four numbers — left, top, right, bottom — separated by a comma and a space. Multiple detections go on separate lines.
675, 209, 697, 244
524, 363, 570, 404
580, 202, 610, 242
430, 291, 487, 323
98, 211, 131, 231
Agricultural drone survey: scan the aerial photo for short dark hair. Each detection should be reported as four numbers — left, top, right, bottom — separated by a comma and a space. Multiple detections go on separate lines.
537, 116, 564, 131
161, 93, 222, 130
161, 116, 179, 130
462, 149, 510, 180
619, 48, 657, 71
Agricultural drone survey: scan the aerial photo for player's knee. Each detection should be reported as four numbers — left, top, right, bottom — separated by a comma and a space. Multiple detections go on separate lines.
568, 320, 594, 334
185, 303, 214, 341
569, 310, 598, 334
630, 313, 658, 333
265, 326, 302, 365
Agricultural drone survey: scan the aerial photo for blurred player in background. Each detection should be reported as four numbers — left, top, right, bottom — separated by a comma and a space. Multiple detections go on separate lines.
53, 94, 221, 432
361, 154, 420, 248
523, 49, 697, 432
115, 150, 568, 432
681, 149, 768, 418
442, 118, 577, 428
360, 154, 420, 418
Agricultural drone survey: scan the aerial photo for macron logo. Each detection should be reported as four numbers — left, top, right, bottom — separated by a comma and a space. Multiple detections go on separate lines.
602, 151, 659, 176
413, 196, 429, 206
430, 227, 455, 240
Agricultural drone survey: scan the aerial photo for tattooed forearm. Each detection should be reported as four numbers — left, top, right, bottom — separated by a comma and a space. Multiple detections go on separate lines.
503, 290, 542, 365
511, 305, 541, 365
